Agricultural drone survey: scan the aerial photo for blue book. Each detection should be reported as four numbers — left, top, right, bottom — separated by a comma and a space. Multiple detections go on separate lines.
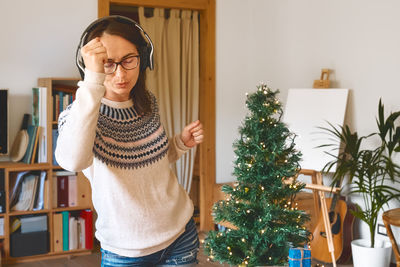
58, 91, 64, 115
52, 129, 59, 166
61, 211, 69, 251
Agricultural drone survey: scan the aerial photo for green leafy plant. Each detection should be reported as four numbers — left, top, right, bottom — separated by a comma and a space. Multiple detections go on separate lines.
319, 99, 400, 248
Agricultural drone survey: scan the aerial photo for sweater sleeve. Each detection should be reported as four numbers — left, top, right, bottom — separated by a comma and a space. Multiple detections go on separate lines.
55, 69, 106, 172
167, 134, 190, 163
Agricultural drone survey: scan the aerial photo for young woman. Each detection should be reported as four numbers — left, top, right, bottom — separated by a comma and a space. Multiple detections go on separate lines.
55, 16, 204, 267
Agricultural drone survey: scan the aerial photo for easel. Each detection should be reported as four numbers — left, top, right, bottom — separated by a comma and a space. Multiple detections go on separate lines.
298, 169, 340, 267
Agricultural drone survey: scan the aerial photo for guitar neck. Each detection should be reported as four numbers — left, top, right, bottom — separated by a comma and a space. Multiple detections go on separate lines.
329, 179, 343, 212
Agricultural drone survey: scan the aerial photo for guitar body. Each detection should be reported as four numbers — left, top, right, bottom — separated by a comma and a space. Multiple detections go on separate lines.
310, 197, 355, 263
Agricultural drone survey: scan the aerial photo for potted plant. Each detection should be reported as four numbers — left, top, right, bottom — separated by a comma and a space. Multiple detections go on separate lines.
319, 99, 400, 267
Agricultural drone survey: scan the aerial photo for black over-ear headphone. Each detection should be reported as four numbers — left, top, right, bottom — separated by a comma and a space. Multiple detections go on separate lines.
76, 15, 154, 79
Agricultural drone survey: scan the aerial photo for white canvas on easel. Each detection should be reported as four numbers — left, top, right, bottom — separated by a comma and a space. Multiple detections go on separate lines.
283, 88, 349, 172
283, 88, 349, 267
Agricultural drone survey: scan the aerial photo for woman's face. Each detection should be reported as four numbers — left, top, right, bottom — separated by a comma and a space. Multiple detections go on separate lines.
100, 33, 140, 102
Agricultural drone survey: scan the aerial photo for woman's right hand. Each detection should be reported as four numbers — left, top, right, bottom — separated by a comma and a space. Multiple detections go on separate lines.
81, 37, 108, 73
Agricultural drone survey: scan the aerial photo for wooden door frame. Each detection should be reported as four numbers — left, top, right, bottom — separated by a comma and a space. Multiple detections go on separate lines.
98, 0, 216, 231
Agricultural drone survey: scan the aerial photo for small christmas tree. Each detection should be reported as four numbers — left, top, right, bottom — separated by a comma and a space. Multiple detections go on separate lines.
204, 83, 310, 266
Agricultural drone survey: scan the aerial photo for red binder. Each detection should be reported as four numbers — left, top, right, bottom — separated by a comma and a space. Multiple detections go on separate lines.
57, 176, 68, 207
80, 209, 93, 250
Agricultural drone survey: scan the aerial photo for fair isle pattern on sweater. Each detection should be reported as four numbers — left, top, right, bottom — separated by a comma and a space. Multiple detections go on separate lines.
94, 94, 169, 169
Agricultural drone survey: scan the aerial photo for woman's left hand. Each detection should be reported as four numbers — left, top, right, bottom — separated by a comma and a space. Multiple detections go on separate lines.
181, 120, 204, 148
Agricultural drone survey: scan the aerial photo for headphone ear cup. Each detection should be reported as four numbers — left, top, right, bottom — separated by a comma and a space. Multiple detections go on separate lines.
139, 46, 151, 71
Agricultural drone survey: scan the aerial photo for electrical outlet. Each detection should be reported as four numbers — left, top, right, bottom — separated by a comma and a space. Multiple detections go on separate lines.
377, 223, 388, 236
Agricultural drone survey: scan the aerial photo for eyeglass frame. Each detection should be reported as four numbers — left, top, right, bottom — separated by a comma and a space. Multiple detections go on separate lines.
104, 55, 140, 74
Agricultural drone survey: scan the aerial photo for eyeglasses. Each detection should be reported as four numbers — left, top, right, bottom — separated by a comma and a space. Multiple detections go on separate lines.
104, 55, 140, 74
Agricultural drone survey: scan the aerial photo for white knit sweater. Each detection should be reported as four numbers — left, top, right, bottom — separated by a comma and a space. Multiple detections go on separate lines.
55, 70, 194, 257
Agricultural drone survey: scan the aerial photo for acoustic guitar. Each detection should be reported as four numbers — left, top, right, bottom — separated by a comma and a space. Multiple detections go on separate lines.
310, 193, 356, 264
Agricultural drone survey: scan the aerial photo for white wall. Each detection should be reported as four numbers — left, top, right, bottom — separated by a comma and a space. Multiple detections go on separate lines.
0, 0, 97, 161
215, 0, 400, 245
216, 0, 400, 183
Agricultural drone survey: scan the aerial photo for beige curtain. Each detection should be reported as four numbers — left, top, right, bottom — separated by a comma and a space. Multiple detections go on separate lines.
139, 7, 199, 193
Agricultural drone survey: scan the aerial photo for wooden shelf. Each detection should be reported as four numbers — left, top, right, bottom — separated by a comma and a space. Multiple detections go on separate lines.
8, 210, 50, 216
0, 77, 94, 264
0, 162, 50, 170
52, 206, 92, 212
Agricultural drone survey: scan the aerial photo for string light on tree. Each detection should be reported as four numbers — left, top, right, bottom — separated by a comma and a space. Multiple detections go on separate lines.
204, 83, 310, 266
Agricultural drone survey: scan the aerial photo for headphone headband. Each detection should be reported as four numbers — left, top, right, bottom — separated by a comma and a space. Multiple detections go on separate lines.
76, 15, 154, 78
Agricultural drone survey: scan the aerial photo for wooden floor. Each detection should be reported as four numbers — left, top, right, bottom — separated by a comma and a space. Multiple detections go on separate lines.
2, 231, 354, 267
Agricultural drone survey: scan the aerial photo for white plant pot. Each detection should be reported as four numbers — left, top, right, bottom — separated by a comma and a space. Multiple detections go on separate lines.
351, 239, 392, 267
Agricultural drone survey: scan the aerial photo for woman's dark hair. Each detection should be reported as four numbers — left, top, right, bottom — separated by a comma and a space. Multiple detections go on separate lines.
85, 17, 152, 115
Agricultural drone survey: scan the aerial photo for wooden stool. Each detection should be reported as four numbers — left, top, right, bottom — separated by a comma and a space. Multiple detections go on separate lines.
382, 208, 400, 267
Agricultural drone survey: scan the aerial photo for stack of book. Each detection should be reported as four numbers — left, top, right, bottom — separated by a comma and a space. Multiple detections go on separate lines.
52, 85, 77, 122
20, 124, 41, 164
10, 171, 47, 211
52, 171, 78, 208
53, 210, 93, 251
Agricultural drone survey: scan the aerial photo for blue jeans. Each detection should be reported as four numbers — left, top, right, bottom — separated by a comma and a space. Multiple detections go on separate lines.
101, 218, 199, 266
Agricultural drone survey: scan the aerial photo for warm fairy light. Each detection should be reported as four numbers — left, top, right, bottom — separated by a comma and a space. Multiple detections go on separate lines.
241, 238, 246, 242
246, 209, 251, 213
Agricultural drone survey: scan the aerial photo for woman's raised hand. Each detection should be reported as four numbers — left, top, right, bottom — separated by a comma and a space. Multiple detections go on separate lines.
180, 120, 204, 148
81, 37, 108, 73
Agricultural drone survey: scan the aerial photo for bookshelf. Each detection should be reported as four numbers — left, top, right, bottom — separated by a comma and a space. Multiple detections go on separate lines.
0, 78, 95, 264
